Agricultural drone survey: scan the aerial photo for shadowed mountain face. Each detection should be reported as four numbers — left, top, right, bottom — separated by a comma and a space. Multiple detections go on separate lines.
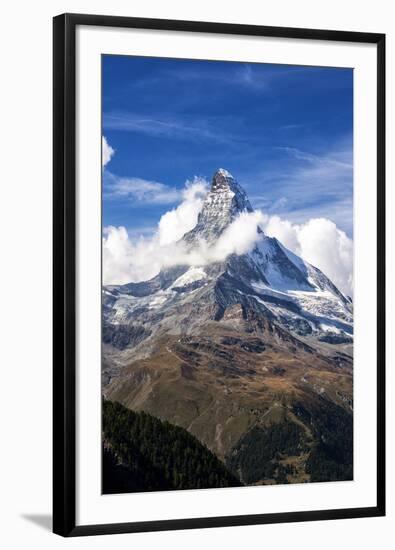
102, 169, 353, 486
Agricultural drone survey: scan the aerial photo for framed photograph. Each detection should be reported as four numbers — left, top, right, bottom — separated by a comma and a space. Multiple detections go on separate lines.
53, 13, 386, 537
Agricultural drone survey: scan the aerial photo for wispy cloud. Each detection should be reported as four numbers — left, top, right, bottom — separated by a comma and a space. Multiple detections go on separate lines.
165, 63, 315, 93
238, 64, 270, 91
103, 112, 237, 144
103, 171, 181, 205
279, 145, 352, 169
168, 63, 271, 91
104, 113, 187, 136
278, 124, 306, 131
243, 140, 353, 235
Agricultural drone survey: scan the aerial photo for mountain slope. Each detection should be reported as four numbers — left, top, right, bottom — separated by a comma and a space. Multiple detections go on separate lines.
103, 399, 242, 493
102, 169, 353, 486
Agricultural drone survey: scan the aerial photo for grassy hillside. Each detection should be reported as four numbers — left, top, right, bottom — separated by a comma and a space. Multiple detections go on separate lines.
104, 325, 353, 464
102, 399, 242, 494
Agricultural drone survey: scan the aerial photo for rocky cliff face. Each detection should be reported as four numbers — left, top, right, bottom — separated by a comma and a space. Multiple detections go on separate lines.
183, 168, 253, 244
102, 169, 353, 485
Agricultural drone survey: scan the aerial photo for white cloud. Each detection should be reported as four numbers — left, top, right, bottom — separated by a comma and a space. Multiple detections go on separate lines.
263, 216, 353, 297
103, 178, 207, 284
103, 181, 353, 297
102, 136, 114, 167
158, 178, 208, 245
264, 215, 300, 252
210, 211, 266, 259
296, 218, 353, 297
102, 180, 265, 285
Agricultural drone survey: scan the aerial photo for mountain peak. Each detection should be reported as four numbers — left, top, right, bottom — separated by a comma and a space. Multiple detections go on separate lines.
212, 167, 235, 183
211, 168, 240, 194
183, 169, 253, 243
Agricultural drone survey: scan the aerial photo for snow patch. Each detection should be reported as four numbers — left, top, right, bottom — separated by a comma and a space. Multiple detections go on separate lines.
217, 168, 234, 179
170, 267, 207, 288
319, 324, 342, 334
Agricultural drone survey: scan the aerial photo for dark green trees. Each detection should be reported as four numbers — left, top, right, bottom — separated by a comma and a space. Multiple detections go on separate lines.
102, 400, 242, 493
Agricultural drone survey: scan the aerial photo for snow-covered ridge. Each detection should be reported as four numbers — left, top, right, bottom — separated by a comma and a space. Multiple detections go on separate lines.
103, 169, 353, 346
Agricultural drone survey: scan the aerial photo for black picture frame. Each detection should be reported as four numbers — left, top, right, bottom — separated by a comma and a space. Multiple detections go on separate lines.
53, 12, 386, 537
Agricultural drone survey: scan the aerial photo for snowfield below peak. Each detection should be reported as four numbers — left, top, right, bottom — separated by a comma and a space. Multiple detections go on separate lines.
170, 267, 207, 289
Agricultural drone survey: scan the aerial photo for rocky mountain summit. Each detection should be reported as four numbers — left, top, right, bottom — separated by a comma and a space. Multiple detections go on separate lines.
183, 168, 254, 244
102, 169, 353, 485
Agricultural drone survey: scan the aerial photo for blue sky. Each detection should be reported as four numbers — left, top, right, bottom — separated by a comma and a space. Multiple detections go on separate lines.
102, 55, 353, 238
